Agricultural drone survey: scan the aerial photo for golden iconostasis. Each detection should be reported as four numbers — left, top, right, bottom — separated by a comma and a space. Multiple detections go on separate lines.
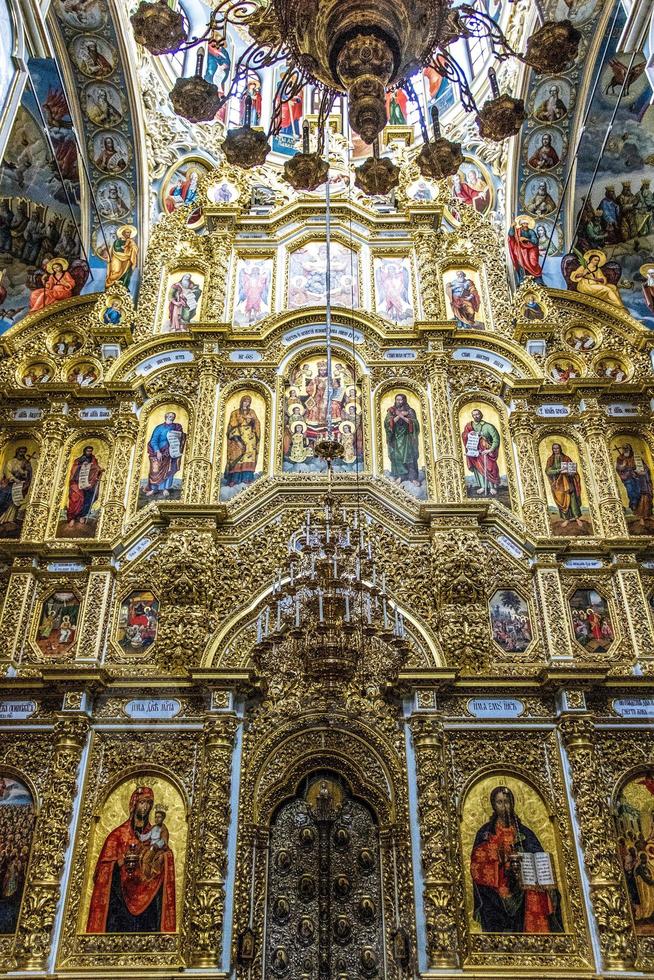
0, 183, 652, 979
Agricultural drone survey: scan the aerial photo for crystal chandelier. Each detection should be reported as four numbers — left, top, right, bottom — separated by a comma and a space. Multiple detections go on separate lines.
253, 494, 408, 688
132, 0, 580, 189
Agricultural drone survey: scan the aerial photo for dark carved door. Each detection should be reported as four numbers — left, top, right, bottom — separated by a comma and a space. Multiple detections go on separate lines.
265, 775, 385, 979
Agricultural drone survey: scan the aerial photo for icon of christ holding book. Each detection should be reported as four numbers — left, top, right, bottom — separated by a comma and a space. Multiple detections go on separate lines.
470, 785, 563, 933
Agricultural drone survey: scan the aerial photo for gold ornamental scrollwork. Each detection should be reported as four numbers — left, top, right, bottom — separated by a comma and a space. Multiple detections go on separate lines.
559, 715, 638, 970
15, 713, 89, 970
411, 716, 460, 968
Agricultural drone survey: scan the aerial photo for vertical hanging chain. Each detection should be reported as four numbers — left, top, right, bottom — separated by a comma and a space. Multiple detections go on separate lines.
324, 124, 334, 440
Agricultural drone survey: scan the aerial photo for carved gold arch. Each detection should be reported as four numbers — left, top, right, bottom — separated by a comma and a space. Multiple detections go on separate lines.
232, 709, 417, 980
201, 576, 443, 670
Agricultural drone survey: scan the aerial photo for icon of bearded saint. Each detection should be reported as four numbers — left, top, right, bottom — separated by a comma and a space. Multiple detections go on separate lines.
86, 785, 176, 934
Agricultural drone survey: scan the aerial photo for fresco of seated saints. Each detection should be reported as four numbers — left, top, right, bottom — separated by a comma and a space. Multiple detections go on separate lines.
470, 785, 563, 934
86, 785, 176, 933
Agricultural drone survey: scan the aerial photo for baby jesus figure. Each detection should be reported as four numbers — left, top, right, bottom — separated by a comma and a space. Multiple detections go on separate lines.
139, 804, 169, 879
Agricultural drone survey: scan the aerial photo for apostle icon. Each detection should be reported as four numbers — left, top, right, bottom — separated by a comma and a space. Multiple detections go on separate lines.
223, 394, 262, 488
333, 873, 351, 899
358, 895, 376, 925
445, 269, 484, 328
273, 895, 291, 923
470, 785, 563, 933
508, 216, 543, 283
297, 916, 315, 944
164, 273, 203, 332
358, 847, 375, 872
140, 410, 187, 505
0, 441, 36, 539
57, 442, 105, 538
333, 913, 352, 944
298, 874, 316, 902
382, 392, 426, 498
270, 945, 290, 975
333, 826, 350, 849
611, 438, 654, 535
542, 439, 591, 536
461, 408, 502, 499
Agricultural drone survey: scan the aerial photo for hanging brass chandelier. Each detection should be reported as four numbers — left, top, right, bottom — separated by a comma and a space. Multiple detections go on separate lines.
253, 494, 408, 690
132, 0, 580, 190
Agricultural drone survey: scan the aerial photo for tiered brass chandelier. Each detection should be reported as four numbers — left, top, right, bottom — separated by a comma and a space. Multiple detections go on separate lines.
132, 0, 580, 190
253, 494, 408, 689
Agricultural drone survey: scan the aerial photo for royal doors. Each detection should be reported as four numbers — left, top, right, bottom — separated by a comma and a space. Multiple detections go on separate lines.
265, 774, 385, 979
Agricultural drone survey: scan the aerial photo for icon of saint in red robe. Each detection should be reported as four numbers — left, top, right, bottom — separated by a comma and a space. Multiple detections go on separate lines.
470, 786, 563, 934
86, 785, 176, 933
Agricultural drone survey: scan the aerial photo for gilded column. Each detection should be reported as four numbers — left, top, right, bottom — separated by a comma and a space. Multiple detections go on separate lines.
15, 713, 89, 970
75, 557, 115, 663
411, 717, 459, 968
508, 405, 549, 536
188, 715, 238, 967
534, 560, 575, 660
414, 228, 442, 320
98, 406, 139, 540
21, 409, 68, 541
612, 555, 654, 668
559, 715, 637, 970
579, 401, 627, 537
205, 235, 233, 321
0, 557, 38, 665
426, 349, 464, 503
186, 356, 221, 503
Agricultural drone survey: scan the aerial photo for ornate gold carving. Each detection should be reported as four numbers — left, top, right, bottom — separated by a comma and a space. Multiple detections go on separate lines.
188, 717, 238, 966
16, 714, 89, 970
411, 717, 459, 967
559, 715, 638, 970
431, 530, 491, 671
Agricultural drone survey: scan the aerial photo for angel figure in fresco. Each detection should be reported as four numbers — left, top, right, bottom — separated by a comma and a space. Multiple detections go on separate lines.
544, 442, 584, 530
376, 261, 413, 322
471, 785, 563, 933
461, 409, 501, 497
224, 395, 261, 486
86, 785, 176, 933
235, 263, 270, 324
446, 270, 482, 328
